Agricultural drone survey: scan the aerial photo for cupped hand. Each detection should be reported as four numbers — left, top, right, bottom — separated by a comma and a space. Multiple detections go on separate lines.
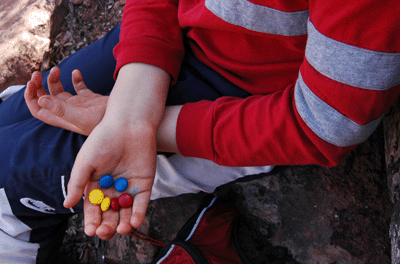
64, 120, 157, 239
24, 67, 108, 136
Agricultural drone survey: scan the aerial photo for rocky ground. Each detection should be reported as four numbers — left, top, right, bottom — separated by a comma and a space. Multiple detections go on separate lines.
45, 0, 125, 71
1, 1, 397, 263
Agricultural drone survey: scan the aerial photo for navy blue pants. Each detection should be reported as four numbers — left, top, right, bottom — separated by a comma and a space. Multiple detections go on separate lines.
0, 24, 253, 263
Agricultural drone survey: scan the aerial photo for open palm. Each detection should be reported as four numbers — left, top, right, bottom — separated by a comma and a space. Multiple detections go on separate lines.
72, 122, 157, 238
24, 67, 108, 136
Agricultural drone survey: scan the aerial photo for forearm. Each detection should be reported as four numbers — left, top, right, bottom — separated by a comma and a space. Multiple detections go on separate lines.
114, 0, 184, 85
104, 63, 170, 129
102, 62, 182, 154
156, 105, 182, 153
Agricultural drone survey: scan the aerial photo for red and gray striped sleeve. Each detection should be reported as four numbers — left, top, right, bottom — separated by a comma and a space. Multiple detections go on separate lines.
113, 0, 185, 84
176, 0, 400, 166
293, 0, 400, 163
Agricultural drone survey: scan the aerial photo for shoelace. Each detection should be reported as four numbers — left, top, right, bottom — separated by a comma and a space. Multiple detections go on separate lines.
129, 229, 166, 247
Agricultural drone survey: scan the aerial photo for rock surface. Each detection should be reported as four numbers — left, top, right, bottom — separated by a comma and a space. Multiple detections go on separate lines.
216, 124, 391, 264
0, 0, 68, 93
383, 98, 400, 263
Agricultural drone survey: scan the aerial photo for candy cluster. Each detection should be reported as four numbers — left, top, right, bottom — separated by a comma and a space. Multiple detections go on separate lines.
88, 175, 134, 212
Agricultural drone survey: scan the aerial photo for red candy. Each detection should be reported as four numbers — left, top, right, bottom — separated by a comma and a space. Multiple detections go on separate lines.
110, 198, 119, 211
118, 193, 133, 208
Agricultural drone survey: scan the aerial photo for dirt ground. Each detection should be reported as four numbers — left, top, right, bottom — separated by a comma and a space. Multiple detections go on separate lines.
44, 0, 124, 71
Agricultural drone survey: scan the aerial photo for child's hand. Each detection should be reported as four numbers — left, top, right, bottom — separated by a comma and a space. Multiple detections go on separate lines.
60, 63, 170, 240
24, 67, 108, 136
65, 120, 157, 239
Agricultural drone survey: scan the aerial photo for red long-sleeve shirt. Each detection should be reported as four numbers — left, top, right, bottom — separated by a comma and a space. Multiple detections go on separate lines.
114, 0, 400, 167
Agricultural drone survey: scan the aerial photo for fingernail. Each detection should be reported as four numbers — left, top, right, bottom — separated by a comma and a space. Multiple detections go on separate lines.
85, 225, 96, 236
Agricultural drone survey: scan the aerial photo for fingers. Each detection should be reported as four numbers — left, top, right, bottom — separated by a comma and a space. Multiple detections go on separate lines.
37, 94, 77, 124
65, 129, 111, 208
83, 180, 132, 239
84, 196, 132, 239
117, 208, 133, 234
36, 89, 88, 135
30, 71, 43, 88
130, 191, 151, 229
84, 189, 102, 237
72, 69, 90, 94
84, 193, 148, 238
38, 95, 68, 120
96, 209, 120, 240
64, 150, 95, 208
34, 95, 83, 134
83, 190, 148, 238
83, 187, 120, 240
25, 72, 45, 113
47, 67, 66, 97
25, 79, 40, 115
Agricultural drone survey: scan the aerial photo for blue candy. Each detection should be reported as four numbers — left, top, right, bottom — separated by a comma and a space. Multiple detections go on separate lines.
114, 177, 128, 192
99, 174, 114, 189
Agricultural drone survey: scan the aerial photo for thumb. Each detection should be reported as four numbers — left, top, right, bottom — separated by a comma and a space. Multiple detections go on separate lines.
38, 95, 82, 128
64, 146, 95, 208
38, 95, 68, 118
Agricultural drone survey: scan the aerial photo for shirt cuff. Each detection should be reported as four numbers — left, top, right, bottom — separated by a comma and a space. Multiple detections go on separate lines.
176, 100, 215, 161
113, 37, 184, 85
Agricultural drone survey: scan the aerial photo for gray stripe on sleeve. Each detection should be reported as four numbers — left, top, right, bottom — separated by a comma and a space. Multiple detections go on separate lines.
306, 20, 400, 90
205, 0, 309, 36
294, 74, 383, 147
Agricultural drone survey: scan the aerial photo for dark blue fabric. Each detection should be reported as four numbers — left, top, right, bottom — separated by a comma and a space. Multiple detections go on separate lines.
167, 47, 251, 105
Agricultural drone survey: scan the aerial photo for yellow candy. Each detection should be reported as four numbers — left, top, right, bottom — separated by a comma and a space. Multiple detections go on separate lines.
101, 197, 111, 212
89, 189, 104, 205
